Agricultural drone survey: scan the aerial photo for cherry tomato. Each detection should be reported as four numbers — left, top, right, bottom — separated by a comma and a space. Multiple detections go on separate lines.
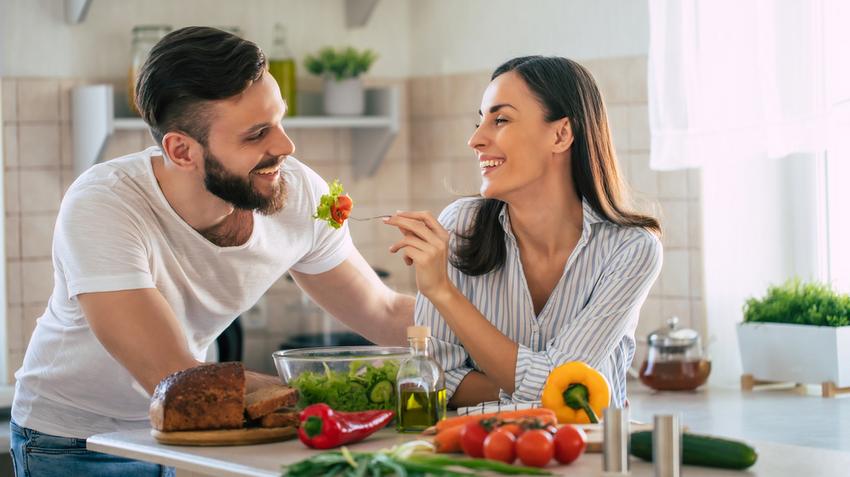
553, 425, 587, 465
516, 429, 554, 467
331, 195, 353, 224
497, 423, 525, 438
460, 421, 490, 458
483, 428, 516, 464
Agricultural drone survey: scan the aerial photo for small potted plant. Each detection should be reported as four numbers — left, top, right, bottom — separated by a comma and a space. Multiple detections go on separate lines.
737, 279, 850, 396
304, 46, 378, 116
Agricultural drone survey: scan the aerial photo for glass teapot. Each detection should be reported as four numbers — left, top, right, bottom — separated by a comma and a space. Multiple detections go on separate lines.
639, 316, 711, 391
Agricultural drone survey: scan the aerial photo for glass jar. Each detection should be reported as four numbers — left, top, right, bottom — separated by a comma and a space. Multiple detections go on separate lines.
268, 23, 297, 116
639, 317, 711, 391
128, 25, 172, 115
396, 326, 447, 432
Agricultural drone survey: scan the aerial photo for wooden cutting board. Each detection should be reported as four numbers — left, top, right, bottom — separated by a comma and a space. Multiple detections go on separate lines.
151, 426, 298, 446
580, 422, 654, 453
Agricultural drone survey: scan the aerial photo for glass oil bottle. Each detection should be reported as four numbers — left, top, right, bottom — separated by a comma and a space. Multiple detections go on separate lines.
268, 23, 297, 116
396, 326, 447, 432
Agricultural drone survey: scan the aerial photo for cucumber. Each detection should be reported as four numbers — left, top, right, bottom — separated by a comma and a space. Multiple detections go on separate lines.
368, 380, 393, 403
630, 431, 758, 470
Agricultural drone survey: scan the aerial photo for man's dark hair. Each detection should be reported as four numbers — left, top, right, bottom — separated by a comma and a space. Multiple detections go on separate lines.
135, 26, 267, 146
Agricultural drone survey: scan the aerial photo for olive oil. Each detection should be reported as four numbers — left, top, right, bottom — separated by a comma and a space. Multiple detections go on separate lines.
268, 23, 297, 116
398, 388, 447, 431
396, 326, 447, 432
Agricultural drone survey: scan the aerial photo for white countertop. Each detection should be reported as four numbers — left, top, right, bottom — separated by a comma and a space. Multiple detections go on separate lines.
86, 384, 850, 476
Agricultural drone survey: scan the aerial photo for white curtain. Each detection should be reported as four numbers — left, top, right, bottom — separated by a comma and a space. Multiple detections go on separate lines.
647, 0, 850, 171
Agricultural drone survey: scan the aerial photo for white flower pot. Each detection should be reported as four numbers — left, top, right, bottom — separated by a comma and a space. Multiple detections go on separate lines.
737, 322, 850, 387
323, 77, 365, 116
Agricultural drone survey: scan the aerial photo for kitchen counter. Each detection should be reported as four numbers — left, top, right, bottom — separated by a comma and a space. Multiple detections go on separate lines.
87, 385, 850, 476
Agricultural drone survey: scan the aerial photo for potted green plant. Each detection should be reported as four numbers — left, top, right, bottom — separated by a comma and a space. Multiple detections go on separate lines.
737, 279, 850, 395
304, 46, 378, 116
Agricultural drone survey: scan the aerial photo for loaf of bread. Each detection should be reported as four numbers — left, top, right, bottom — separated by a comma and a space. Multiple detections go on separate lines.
149, 362, 246, 432
258, 408, 299, 428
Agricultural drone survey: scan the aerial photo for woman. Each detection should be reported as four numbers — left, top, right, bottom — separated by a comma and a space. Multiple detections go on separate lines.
384, 56, 662, 408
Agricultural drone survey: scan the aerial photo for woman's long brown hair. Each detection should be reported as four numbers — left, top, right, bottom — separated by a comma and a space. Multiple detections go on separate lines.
453, 56, 661, 276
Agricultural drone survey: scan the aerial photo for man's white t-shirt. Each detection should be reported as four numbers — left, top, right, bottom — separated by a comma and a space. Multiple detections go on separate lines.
11, 146, 353, 438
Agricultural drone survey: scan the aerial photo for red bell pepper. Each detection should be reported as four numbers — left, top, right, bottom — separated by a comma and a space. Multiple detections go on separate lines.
297, 403, 394, 449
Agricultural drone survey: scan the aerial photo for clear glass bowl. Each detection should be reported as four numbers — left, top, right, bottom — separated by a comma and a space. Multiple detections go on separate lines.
273, 346, 411, 412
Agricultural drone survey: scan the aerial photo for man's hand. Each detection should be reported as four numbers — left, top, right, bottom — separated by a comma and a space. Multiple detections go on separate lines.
78, 288, 201, 395
290, 250, 415, 346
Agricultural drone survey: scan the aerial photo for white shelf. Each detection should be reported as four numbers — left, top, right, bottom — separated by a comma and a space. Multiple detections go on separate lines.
72, 84, 399, 178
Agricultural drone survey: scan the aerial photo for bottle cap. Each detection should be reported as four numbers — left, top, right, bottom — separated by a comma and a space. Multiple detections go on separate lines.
407, 326, 431, 339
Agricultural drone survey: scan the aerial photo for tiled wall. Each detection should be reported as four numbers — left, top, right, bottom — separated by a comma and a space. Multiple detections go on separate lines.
2, 56, 704, 379
405, 57, 706, 369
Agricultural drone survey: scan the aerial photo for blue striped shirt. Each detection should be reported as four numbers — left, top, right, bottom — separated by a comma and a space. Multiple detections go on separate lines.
414, 198, 663, 406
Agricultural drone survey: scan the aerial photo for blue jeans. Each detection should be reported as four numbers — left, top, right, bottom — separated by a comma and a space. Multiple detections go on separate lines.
10, 420, 174, 477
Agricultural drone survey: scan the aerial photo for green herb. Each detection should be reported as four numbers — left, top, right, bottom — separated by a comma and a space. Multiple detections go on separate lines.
743, 278, 850, 327
313, 179, 346, 230
304, 46, 378, 81
291, 360, 401, 412
282, 441, 552, 476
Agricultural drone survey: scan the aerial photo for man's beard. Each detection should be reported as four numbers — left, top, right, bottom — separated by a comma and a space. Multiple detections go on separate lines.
203, 148, 287, 215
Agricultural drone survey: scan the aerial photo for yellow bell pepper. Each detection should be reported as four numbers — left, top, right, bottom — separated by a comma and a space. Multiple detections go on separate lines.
541, 361, 610, 424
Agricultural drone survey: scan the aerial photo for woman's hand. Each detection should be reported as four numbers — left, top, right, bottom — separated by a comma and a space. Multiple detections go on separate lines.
384, 211, 453, 303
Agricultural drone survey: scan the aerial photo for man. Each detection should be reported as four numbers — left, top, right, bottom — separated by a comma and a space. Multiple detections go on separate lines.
9, 27, 413, 476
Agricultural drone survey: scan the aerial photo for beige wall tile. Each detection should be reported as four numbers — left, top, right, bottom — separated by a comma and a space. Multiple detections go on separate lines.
7, 260, 22, 305
60, 122, 72, 167
659, 200, 688, 249
625, 56, 648, 104
61, 166, 76, 196
409, 119, 434, 160
442, 116, 476, 158
687, 200, 702, 249
691, 299, 707, 337
21, 214, 56, 259
408, 77, 429, 119
687, 168, 702, 199
7, 351, 24, 384
18, 78, 60, 121
370, 156, 409, 203
242, 335, 270, 373
6, 305, 23, 353
689, 249, 704, 299
449, 155, 482, 197
19, 169, 61, 213
335, 129, 351, 162
19, 123, 61, 168
586, 58, 631, 105
384, 122, 409, 160
627, 153, 658, 198
2, 79, 18, 121
660, 298, 692, 327
660, 249, 690, 298
3, 123, 18, 167
5, 169, 21, 213
21, 259, 54, 304
446, 72, 489, 116
102, 130, 145, 161
295, 129, 336, 162
23, 303, 46, 348
5, 215, 20, 260
628, 105, 649, 151
59, 79, 82, 122
657, 169, 689, 199
606, 104, 629, 154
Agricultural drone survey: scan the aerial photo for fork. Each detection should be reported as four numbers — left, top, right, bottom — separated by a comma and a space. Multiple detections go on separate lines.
348, 215, 392, 222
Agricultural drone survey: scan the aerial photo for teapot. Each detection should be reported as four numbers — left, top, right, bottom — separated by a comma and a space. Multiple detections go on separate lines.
638, 316, 711, 391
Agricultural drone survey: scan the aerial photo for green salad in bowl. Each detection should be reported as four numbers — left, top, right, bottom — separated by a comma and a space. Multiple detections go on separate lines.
273, 346, 410, 412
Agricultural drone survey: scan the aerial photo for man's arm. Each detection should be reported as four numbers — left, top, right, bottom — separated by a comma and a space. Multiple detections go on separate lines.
290, 249, 415, 346
80, 288, 280, 394
78, 288, 201, 395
